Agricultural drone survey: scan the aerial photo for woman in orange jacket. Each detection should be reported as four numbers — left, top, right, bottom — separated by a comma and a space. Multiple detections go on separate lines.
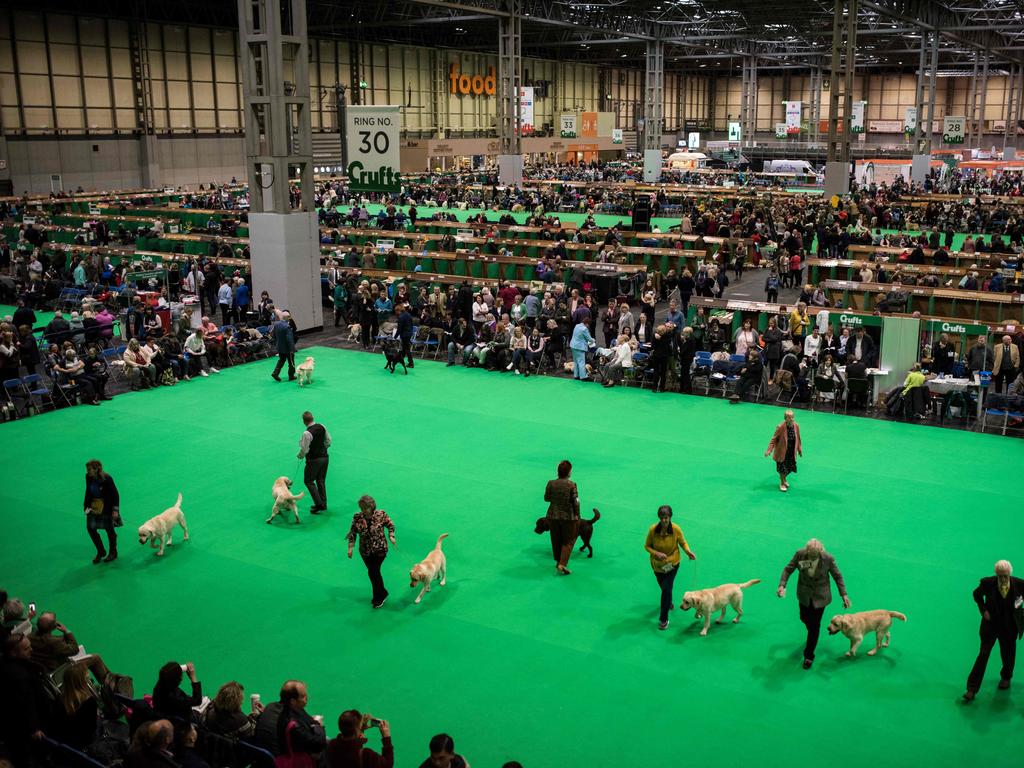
765, 410, 802, 493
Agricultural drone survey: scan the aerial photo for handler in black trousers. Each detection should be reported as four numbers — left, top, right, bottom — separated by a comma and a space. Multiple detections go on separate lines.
346, 495, 397, 609
963, 559, 1024, 702
297, 411, 331, 514
397, 301, 415, 368
83, 459, 122, 564
777, 538, 850, 670
676, 326, 697, 393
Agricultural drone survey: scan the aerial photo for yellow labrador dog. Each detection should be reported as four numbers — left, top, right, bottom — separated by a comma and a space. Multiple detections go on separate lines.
681, 579, 761, 636
267, 476, 304, 524
138, 493, 189, 556
409, 533, 449, 604
827, 610, 907, 656
296, 356, 315, 387
347, 324, 362, 343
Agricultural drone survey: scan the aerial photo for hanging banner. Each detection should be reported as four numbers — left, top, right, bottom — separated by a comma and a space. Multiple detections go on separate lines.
345, 105, 402, 193
559, 114, 577, 139
519, 87, 535, 135
580, 112, 598, 138
775, 122, 788, 139
611, 128, 623, 145
785, 101, 802, 135
687, 132, 700, 150
904, 107, 917, 135
942, 116, 966, 145
727, 121, 742, 142
850, 101, 866, 134
925, 319, 988, 337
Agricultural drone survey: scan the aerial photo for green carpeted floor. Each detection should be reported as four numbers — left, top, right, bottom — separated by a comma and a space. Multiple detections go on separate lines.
1, 347, 1021, 767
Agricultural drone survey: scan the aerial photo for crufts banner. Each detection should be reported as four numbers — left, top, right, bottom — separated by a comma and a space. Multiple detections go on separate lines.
942, 116, 966, 145
785, 101, 802, 135
850, 101, 866, 134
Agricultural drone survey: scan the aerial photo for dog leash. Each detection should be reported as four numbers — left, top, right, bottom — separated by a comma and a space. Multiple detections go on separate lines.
687, 558, 700, 590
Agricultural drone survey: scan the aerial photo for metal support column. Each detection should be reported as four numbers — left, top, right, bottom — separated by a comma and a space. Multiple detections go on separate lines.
910, 30, 936, 184
129, 21, 160, 187
965, 54, 979, 148
642, 38, 664, 182
432, 49, 447, 139
975, 55, 989, 150
740, 52, 757, 149
238, 0, 322, 332
1015, 67, 1024, 152
1004, 66, 1019, 152
809, 66, 823, 145
497, 0, 522, 184
924, 31, 939, 149
825, 0, 857, 196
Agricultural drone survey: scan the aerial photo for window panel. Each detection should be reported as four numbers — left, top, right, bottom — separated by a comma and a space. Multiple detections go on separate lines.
2, 106, 21, 129
85, 107, 113, 130
24, 107, 53, 128
47, 14, 76, 44
189, 27, 211, 54
215, 55, 237, 83
212, 30, 235, 56
115, 108, 136, 129
81, 46, 108, 77
192, 55, 212, 81
18, 42, 49, 74
165, 51, 188, 81
164, 26, 187, 52
0, 40, 12, 72
110, 48, 130, 78
107, 20, 129, 47
20, 74, 52, 105
0, 74, 17, 105
49, 43, 80, 76
218, 109, 239, 129
84, 77, 111, 107
53, 75, 83, 106
216, 83, 238, 109
169, 108, 191, 128
57, 107, 83, 129
77, 18, 106, 46
194, 109, 216, 128
17, 13, 45, 42
193, 82, 214, 109
167, 80, 189, 108
112, 78, 134, 108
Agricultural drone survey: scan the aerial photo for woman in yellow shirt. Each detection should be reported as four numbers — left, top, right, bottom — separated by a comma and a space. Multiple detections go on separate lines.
644, 505, 697, 630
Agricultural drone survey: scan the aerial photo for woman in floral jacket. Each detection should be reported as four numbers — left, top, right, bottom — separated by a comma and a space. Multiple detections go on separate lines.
347, 495, 397, 608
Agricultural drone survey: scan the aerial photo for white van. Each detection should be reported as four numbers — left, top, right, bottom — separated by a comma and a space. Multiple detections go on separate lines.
666, 152, 708, 171
763, 159, 820, 176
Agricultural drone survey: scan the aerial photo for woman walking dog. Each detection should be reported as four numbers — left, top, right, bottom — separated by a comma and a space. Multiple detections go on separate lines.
347, 495, 397, 608
644, 505, 697, 630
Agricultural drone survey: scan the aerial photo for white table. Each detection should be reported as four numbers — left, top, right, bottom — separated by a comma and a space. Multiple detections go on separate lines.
926, 374, 983, 421
836, 367, 890, 404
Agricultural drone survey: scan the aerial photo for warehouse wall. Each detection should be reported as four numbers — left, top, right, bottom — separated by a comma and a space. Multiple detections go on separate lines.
6, 134, 244, 194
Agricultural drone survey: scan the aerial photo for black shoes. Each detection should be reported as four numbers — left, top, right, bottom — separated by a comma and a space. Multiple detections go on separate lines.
104, 552, 117, 563
93, 553, 105, 564
802, 659, 813, 670
271, 373, 281, 382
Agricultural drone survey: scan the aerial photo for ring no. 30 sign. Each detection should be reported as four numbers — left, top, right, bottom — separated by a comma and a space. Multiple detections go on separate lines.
345, 105, 403, 193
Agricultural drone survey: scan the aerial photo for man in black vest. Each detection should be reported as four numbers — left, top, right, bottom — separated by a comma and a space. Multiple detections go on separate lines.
297, 411, 331, 515
964, 559, 1024, 701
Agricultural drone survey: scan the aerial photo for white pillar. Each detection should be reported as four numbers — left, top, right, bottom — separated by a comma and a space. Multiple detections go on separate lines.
248, 211, 324, 333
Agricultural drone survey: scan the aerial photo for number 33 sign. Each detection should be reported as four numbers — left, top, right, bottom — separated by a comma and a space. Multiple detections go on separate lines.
345, 105, 403, 192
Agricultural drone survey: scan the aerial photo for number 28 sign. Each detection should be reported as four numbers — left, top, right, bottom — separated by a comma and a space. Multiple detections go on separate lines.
345, 105, 403, 193
942, 116, 965, 145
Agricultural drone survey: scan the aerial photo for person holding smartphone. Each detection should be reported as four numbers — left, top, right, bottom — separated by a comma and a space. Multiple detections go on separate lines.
326, 710, 393, 767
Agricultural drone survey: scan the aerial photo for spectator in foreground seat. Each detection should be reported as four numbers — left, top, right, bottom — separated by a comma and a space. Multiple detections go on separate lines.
126, 719, 176, 768
52, 661, 101, 751
184, 327, 216, 378
327, 710, 394, 768
254, 680, 325, 758
418, 733, 469, 768
30, 611, 113, 683
202, 680, 261, 739
152, 661, 202, 723
0, 632, 51, 766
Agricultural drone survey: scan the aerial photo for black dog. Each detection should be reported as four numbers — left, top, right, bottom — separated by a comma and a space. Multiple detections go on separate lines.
534, 508, 601, 558
381, 338, 408, 375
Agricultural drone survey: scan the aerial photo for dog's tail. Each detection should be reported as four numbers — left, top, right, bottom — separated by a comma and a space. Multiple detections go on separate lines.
434, 533, 449, 550
739, 579, 762, 589
588, 508, 601, 524
290, 491, 305, 501
888, 611, 907, 622
173, 492, 182, 508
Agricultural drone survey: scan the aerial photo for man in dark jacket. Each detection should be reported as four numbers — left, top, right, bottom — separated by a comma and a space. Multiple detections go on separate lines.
0, 632, 52, 766
270, 312, 296, 382
396, 301, 415, 368
446, 317, 476, 366
252, 680, 326, 757
964, 560, 1024, 701
676, 326, 697, 394
12, 299, 37, 330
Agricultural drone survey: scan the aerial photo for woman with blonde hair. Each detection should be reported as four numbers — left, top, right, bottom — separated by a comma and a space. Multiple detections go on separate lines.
203, 681, 261, 739
123, 338, 157, 389
764, 410, 803, 492
53, 661, 100, 749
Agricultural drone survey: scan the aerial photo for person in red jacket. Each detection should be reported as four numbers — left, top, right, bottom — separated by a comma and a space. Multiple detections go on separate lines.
326, 711, 393, 768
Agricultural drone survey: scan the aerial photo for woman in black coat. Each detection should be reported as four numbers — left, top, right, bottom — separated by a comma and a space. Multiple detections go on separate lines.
152, 661, 203, 724
84, 459, 120, 564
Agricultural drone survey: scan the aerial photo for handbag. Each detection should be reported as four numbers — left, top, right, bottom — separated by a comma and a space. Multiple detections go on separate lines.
89, 500, 104, 515
274, 720, 315, 768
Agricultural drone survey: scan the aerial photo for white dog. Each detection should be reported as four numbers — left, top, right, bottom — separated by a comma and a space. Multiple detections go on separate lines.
296, 356, 315, 387
409, 533, 449, 604
138, 493, 189, 556
347, 323, 362, 343
267, 476, 304, 524
827, 610, 907, 656
680, 579, 761, 636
